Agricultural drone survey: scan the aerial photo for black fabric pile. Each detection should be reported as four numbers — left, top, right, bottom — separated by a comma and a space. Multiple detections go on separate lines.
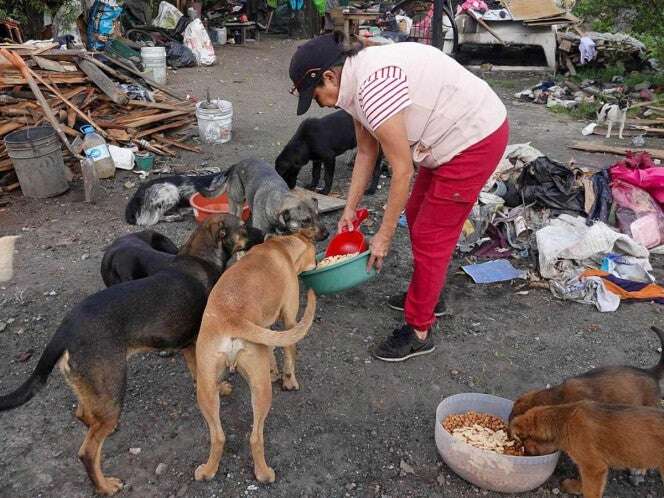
504, 157, 585, 213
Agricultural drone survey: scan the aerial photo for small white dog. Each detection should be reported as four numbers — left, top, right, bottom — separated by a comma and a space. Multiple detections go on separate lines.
597, 98, 630, 139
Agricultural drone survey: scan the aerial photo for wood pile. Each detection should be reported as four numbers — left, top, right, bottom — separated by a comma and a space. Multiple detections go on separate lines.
557, 31, 648, 71
0, 42, 200, 192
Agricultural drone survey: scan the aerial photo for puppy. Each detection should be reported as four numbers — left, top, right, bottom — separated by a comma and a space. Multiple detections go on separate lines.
125, 172, 228, 226
275, 109, 384, 195
510, 326, 664, 422
193, 233, 317, 484
510, 400, 664, 498
0, 215, 263, 496
597, 97, 630, 139
100, 229, 179, 287
226, 158, 328, 240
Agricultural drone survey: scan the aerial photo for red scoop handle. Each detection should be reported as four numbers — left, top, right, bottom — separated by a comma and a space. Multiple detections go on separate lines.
343, 208, 369, 232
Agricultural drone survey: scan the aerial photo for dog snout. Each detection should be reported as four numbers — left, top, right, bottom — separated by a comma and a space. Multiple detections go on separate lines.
316, 225, 329, 241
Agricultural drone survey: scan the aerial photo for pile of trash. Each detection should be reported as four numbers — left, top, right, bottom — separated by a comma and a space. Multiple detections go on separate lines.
557, 31, 651, 72
457, 143, 664, 313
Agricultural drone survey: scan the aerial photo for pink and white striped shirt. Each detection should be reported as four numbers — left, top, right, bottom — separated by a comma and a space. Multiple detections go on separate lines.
357, 66, 412, 131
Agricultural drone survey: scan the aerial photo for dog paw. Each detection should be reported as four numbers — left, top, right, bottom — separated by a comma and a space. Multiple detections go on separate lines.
195, 464, 217, 481
561, 478, 582, 495
255, 466, 276, 483
218, 380, 233, 396
96, 476, 123, 495
281, 374, 300, 391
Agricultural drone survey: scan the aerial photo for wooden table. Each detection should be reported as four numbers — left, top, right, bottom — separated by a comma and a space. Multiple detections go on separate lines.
330, 10, 381, 38
224, 22, 260, 44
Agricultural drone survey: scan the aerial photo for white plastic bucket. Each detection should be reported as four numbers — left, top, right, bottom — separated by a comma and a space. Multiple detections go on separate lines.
212, 27, 227, 45
141, 46, 167, 85
196, 100, 233, 145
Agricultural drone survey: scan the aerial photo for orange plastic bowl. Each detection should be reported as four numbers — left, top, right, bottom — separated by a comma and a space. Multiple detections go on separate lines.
189, 192, 251, 223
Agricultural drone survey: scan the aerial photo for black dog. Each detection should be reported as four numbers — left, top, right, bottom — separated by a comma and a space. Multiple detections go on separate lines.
0, 214, 264, 496
125, 172, 228, 226
100, 230, 179, 287
275, 110, 384, 195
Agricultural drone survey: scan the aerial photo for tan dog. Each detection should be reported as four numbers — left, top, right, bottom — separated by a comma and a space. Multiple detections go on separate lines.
510, 401, 664, 498
194, 233, 317, 484
509, 326, 664, 422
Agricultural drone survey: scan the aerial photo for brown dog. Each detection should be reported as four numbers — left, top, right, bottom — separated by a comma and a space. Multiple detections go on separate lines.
194, 233, 317, 484
0, 215, 262, 495
509, 326, 664, 422
510, 400, 664, 498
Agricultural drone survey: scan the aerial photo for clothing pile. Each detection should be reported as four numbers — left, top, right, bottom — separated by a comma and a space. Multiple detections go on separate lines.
457, 143, 664, 313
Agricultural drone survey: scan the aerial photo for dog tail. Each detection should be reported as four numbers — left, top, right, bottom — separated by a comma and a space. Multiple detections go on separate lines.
597, 103, 610, 123
0, 322, 68, 411
649, 326, 664, 379
232, 289, 317, 347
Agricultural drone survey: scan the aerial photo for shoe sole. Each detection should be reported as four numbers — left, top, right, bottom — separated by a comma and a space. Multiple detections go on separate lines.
372, 346, 436, 362
387, 303, 448, 317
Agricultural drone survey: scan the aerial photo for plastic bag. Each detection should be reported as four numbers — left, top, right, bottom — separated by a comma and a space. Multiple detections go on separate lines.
166, 41, 196, 68
183, 18, 216, 66
87, 0, 124, 50
610, 152, 664, 207
153, 1, 183, 30
612, 179, 664, 248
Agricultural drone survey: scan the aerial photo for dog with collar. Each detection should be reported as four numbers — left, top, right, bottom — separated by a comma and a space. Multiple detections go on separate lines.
597, 97, 631, 139
0, 215, 263, 495
193, 233, 317, 484
226, 158, 329, 240
100, 229, 179, 286
275, 109, 384, 195
125, 172, 228, 226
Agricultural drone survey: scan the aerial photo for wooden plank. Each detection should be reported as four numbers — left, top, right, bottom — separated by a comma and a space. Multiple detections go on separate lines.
127, 99, 195, 111
569, 141, 664, 161
77, 58, 129, 105
103, 53, 187, 101
0, 158, 14, 171
125, 110, 190, 129
32, 55, 77, 72
154, 134, 201, 153
26, 66, 108, 138
294, 187, 346, 213
133, 119, 190, 139
0, 48, 79, 158
106, 128, 131, 141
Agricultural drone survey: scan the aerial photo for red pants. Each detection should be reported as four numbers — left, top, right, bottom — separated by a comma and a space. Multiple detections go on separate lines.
404, 120, 509, 330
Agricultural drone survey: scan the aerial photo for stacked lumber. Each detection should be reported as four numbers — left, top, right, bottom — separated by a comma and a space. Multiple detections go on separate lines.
0, 42, 199, 192
557, 31, 648, 70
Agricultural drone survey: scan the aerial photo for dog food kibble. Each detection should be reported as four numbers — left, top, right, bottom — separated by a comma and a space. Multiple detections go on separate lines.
317, 252, 360, 269
443, 411, 525, 456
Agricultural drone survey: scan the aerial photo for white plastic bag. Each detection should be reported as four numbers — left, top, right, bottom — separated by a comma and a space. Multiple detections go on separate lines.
153, 1, 183, 30
108, 145, 135, 170
183, 19, 216, 66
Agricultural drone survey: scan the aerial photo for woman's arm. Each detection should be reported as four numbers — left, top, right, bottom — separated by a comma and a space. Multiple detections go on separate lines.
367, 111, 414, 271
338, 119, 380, 231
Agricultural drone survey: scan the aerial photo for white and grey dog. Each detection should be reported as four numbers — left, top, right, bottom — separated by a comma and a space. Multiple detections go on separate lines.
597, 98, 631, 139
125, 173, 228, 226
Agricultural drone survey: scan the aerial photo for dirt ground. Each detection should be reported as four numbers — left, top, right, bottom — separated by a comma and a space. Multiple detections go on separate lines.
2, 38, 664, 498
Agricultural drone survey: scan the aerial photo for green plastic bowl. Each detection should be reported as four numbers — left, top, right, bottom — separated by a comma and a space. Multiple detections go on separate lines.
300, 250, 377, 295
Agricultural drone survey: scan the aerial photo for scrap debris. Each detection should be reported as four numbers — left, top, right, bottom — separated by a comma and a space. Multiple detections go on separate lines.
0, 41, 198, 191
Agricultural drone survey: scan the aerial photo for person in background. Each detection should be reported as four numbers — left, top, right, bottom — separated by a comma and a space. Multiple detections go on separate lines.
288, 33, 509, 362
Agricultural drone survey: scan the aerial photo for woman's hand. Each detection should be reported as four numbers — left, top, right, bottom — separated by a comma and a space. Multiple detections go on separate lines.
367, 227, 394, 272
337, 207, 356, 233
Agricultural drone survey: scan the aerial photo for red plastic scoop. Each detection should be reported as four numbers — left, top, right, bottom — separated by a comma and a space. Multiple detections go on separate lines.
325, 208, 369, 257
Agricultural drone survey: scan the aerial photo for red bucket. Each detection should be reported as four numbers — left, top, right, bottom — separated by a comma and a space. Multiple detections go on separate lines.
190, 192, 251, 224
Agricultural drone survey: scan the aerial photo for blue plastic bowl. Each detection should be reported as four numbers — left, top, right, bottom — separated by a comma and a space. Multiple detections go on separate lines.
299, 250, 377, 295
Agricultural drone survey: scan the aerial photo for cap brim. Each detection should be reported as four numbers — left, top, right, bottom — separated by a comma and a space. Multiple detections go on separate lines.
296, 86, 315, 115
